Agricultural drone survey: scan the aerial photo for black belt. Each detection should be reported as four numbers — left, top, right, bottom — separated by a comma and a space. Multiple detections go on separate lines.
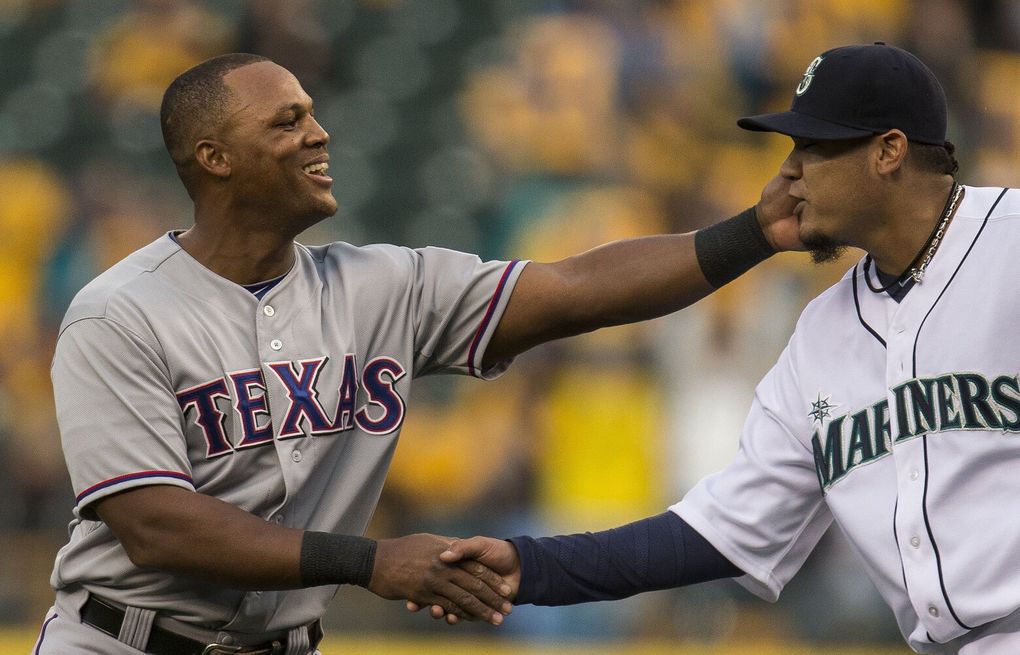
80, 595, 323, 655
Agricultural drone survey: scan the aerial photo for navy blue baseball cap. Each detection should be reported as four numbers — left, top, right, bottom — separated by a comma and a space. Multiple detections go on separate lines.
738, 43, 948, 145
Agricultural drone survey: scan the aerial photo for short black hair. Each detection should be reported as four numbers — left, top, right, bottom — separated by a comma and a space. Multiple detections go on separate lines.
910, 140, 960, 176
160, 53, 270, 175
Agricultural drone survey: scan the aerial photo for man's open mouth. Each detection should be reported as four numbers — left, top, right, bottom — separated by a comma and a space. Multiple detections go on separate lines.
303, 162, 329, 177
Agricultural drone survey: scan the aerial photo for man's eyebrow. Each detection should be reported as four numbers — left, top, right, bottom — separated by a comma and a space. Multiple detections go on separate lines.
272, 101, 313, 115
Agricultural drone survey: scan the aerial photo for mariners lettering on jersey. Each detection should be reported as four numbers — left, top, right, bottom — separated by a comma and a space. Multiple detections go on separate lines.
176, 354, 406, 458
812, 372, 1020, 490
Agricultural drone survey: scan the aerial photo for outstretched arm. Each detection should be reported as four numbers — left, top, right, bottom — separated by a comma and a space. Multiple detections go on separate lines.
501, 512, 741, 605
96, 485, 512, 624
411, 511, 742, 622
484, 175, 800, 367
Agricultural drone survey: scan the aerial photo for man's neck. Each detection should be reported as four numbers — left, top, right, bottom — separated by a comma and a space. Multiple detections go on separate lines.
176, 222, 296, 285
867, 176, 957, 277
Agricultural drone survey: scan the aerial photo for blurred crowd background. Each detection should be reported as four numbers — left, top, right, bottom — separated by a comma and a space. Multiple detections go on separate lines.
1, 0, 1019, 650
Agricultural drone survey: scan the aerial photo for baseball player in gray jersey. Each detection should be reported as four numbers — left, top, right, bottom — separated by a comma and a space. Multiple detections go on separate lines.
436, 43, 1020, 654
33, 54, 801, 654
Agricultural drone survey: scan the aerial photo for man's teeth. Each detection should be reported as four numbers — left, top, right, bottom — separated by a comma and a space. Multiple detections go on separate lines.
303, 162, 329, 175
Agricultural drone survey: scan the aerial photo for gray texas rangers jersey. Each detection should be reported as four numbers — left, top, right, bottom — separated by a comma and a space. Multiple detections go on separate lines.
49, 234, 526, 633
673, 186, 1020, 654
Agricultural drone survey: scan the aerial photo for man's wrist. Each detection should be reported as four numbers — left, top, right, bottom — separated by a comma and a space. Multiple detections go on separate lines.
300, 531, 377, 588
694, 207, 776, 288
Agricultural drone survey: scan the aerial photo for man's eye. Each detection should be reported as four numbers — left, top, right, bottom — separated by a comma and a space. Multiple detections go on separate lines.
277, 119, 297, 128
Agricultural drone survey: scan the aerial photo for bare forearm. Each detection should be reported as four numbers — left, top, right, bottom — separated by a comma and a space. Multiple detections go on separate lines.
97, 486, 511, 623
511, 234, 707, 351
487, 210, 772, 364
560, 207, 776, 328
97, 486, 305, 590
484, 176, 800, 367
561, 232, 712, 325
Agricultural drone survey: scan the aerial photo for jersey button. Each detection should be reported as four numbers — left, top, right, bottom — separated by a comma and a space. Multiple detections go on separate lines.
274, 515, 284, 524
291, 449, 302, 462
270, 339, 283, 351
928, 606, 940, 618
910, 536, 921, 548
910, 469, 919, 481
263, 305, 276, 317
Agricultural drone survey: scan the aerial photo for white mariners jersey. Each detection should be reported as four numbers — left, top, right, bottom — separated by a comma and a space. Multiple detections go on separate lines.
49, 233, 526, 632
673, 186, 1020, 654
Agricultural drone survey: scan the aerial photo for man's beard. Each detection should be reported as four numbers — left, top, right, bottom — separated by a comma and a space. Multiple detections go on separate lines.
802, 232, 847, 264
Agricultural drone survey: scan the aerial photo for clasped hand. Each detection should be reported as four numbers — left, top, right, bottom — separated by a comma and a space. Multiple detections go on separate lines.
368, 533, 520, 626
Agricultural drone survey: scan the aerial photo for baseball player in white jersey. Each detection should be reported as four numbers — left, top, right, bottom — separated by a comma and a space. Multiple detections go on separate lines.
436, 43, 1020, 654
33, 54, 801, 654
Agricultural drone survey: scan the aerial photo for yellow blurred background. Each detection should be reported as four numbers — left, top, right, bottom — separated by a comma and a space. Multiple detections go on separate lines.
3, 0, 1017, 652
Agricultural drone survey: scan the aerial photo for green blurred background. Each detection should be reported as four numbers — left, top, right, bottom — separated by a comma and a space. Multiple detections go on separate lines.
2, 0, 1018, 652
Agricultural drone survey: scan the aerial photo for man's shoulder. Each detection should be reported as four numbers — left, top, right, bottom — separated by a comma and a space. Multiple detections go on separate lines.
301, 240, 412, 263
958, 185, 1020, 224
60, 234, 182, 332
298, 240, 449, 281
300, 240, 486, 267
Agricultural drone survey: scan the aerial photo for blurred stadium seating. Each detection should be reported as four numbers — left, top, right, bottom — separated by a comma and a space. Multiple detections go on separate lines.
2, 1, 1017, 651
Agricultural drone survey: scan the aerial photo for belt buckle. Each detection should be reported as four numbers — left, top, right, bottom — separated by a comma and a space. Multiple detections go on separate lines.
201, 641, 284, 655
201, 645, 244, 655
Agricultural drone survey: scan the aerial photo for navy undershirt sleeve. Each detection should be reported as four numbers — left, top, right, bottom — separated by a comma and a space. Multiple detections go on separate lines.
508, 512, 742, 606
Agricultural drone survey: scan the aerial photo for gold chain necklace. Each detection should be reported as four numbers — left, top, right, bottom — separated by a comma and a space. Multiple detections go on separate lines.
865, 181, 963, 294
908, 181, 963, 282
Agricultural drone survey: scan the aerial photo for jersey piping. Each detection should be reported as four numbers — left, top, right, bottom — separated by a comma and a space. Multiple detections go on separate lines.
851, 268, 887, 348
910, 186, 1009, 633
32, 612, 57, 655
467, 259, 521, 376
76, 470, 195, 507
241, 274, 287, 299
865, 259, 916, 303
892, 498, 910, 608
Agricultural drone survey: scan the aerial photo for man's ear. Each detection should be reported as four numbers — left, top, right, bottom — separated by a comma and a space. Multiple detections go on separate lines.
194, 139, 231, 179
875, 129, 908, 175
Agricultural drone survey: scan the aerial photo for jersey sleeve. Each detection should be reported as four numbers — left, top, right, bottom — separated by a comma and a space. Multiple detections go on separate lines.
410, 246, 528, 379
52, 317, 195, 520
670, 338, 831, 602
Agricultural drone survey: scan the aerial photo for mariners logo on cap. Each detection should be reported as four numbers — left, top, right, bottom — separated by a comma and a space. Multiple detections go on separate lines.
796, 56, 824, 96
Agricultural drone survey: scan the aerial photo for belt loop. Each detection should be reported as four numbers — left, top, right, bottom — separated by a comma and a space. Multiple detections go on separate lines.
284, 624, 310, 655
117, 604, 157, 651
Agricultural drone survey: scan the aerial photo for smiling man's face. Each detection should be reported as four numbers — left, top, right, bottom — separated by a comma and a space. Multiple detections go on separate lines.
218, 61, 337, 227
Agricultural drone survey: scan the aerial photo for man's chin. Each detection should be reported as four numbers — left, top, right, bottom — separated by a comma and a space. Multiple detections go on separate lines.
809, 244, 846, 264
802, 234, 847, 264
293, 200, 339, 231
321, 201, 339, 218
313, 196, 339, 218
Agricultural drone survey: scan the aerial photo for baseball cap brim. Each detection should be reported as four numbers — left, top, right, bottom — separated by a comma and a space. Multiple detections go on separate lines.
738, 111, 878, 141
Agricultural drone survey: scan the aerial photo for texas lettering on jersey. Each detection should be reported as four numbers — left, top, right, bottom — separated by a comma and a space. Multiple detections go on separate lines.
812, 372, 1020, 490
176, 354, 406, 458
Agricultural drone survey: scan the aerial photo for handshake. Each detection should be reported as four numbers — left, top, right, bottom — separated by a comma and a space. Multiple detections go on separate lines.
367, 533, 521, 626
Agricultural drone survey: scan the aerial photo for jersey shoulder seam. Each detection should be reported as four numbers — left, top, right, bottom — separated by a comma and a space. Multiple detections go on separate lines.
295, 241, 320, 261
56, 314, 167, 364
60, 240, 182, 329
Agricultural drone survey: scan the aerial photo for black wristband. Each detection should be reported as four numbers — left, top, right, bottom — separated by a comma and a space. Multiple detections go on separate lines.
299, 531, 377, 588
694, 207, 776, 289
